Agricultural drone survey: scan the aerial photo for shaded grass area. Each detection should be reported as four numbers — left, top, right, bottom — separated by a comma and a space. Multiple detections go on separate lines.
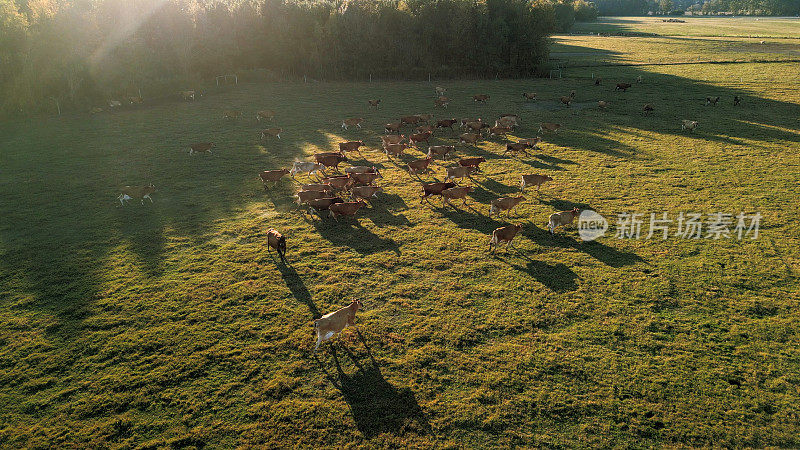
0, 25, 799, 446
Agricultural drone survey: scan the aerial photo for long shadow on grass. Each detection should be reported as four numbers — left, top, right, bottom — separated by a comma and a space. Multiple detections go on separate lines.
509, 259, 579, 293
278, 263, 320, 319
316, 331, 431, 438
312, 219, 401, 255
524, 224, 645, 268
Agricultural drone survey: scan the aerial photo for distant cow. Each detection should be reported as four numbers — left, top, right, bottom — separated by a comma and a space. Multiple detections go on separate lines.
681, 120, 699, 131
458, 157, 486, 172
538, 123, 561, 134
436, 119, 458, 130
291, 161, 325, 180
315, 153, 348, 172
434, 97, 450, 108
368, 99, 381, 109
459, 133, 481, 145
421, 182, 457, 203
523, 92, 537, 100
409, 131, 432, 147
706, 96, 720, 106
223, 110, 241, 119
341, 118, 363, 130
548, 207, 580, 234
445, 165, 476, 183
490, 195, 525, 217
408, 157, 433, 175
504, 142, 532, 156
118, 184, 155, 206
384, 143, 407, 158
473, 94, 490, 102
520, 174, 553, 193
259, 169, 290, 189
385, 122, 402, 134
189, 142, 215, 155
615, 83, 632, 91
339, 140, 365, 155
441, 186, 474, 208
261, 128, 282, 139
427, 145, 455, 160
256, 110, 275, 121
329, 201, 366, 221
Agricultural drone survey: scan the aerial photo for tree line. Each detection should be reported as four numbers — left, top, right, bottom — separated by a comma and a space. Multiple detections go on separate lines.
0, 0, 598, 117
592, 0, 799, 15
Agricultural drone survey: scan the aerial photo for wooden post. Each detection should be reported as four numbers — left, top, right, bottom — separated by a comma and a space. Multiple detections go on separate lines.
369, 74, 372, 83
428, 73, 431, 82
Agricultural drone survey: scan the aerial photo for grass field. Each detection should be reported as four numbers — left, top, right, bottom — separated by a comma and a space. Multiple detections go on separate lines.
1, 17, 799, 448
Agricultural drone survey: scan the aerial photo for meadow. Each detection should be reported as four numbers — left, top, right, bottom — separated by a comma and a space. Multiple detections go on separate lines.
1, 17, 799, 448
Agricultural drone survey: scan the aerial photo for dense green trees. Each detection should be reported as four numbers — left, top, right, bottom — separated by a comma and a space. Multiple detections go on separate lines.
592, 0, 799, 15
0, 0, 559, 116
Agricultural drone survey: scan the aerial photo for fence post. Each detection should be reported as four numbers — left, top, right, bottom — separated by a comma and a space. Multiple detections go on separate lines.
428, 73, 431, 82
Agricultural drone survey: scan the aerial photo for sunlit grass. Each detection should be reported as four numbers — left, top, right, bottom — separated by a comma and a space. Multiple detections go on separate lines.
0, 19, 799, 447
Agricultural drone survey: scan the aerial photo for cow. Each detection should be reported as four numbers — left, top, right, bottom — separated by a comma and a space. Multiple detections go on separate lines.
189, 142, 215, 155
118, 184, 155, 206
266, 228, 286, 260
441, 186, 474, 208
368, 99, 381, 109
261, 128, 282, 139
490, 224, 522, 253
313, 300, 363, 352
615, 83, 632, 91
341, 118, 364, 130
259, 169, 290, 189
256, 110, 275, 121
329, 201, 366, 221
421, 182, 457, 203
427, 145, 455, 160
548, 207, 580, 234
315, 153, 349, 172
520, 174, 553, 193
473, 94, 490, 102
490, 195, 525, 217
408, 157, 434, 175
458, 157, 486, 172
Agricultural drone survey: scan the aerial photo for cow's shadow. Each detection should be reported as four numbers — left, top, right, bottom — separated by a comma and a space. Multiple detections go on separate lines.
278, 262, 320, 318
315, 331, 432, 438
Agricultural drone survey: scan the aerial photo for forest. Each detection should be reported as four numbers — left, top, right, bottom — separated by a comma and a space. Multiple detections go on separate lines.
0, 0, 568, 116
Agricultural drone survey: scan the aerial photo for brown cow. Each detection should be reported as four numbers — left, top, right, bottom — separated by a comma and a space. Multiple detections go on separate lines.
349, 172, 382, 186
409, 131, 432, 147
459, 133, 481, 145
329, 201, 366, 221
189, 142, 215, 155
427, 145, 455, 160
384, 143, 407, 158
257, 110, 275, 121
223, 110, 241, 119
307, 197, 344, 217
445, 165, 476, 183
504, 142, 532, 156
434, 97, 450, 108
615, 83, 632, 91
436, 119, 458, 130
473, 94, 490, 102
523, 92, 537, 100
490, 195, 526, 217
261, 128, 282, 139
408, 157, 433, 175
266, 228, 286, 260
520, 174, 553, 193
297, 189, 327, 204
339, 141, 365, 155
259, 169, 290, 189
385, 122, 402, 134
441, 186, 474, 208
368, 99, 381, 109
381, 134, 405, 146
490, 224, 522, 253
538, 123, 561, 134
320, 175, 351, 191
315, 153, 349, 172
351, 185, 382, 202
458, 157, 486, 172
341, 118, 363, 130
421, 182, 457, 203
400, 115, 422, 126
416, 124, 435, 134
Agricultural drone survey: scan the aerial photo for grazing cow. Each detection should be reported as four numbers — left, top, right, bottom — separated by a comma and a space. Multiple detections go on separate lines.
421, 182, 457, 203
560, 96, 572, 107
427, 145, 455, 160
381, 134, 405, 146
598, 100, 608, 110
416, 124, 435, 135
409, 131, 432, 147
342, 118, 363, 130
548, 207, 580, 234
339, 140, 365, 155
313, 300, 363, 352
261, 128, 282, 139
436, 119, 458, 130
266, 228, 286, 260
315, 153, 349, 172
368, 99, 381, 109
344, 166, 381, 175
643, 103, 654, 115
521, 174, 553, 193
706, 96, 720, 106
180, 90, 195, 101
489, 125, 512, 137
118, 184, 155, 206
681, 120, 699, 132
458, 157, 486, 172
349, 172, 382, 186
490, 224, 522, 253
523, 92, 537, 100
442, 186, 474, 208
291, 161, 325, 180
473, 94, 490, 102
400, 115, 422, 126
594, 78, 602, 85
109, 100, 122, 108
490, 195, 525, 217
435, 86, 447, 97
189, 142, 215, 155
459, 133, 481, 145
384, 143, 407, 158
351, 185, 382, 202
408, 157, 433, 175
504, 142, 532, 156
301, 183, 333, 193
329, 201, 366, 221
615, 83, 632, 91
538, 123, 561, 134
129, 96, 143, 104
297, 189, 327, 204
733, 95, 741, 106
224, 110, 241, 119
307, 197, 343, 216
320, 175, 351, 191
259, 169, 290, 189
445, 165, 476, 183
385, 122, 402, 134
256, 110, 275, 121
434, 97, 450, 108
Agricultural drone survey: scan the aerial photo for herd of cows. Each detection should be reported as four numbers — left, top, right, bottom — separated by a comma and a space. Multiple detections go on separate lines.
114, 80, 736, 349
